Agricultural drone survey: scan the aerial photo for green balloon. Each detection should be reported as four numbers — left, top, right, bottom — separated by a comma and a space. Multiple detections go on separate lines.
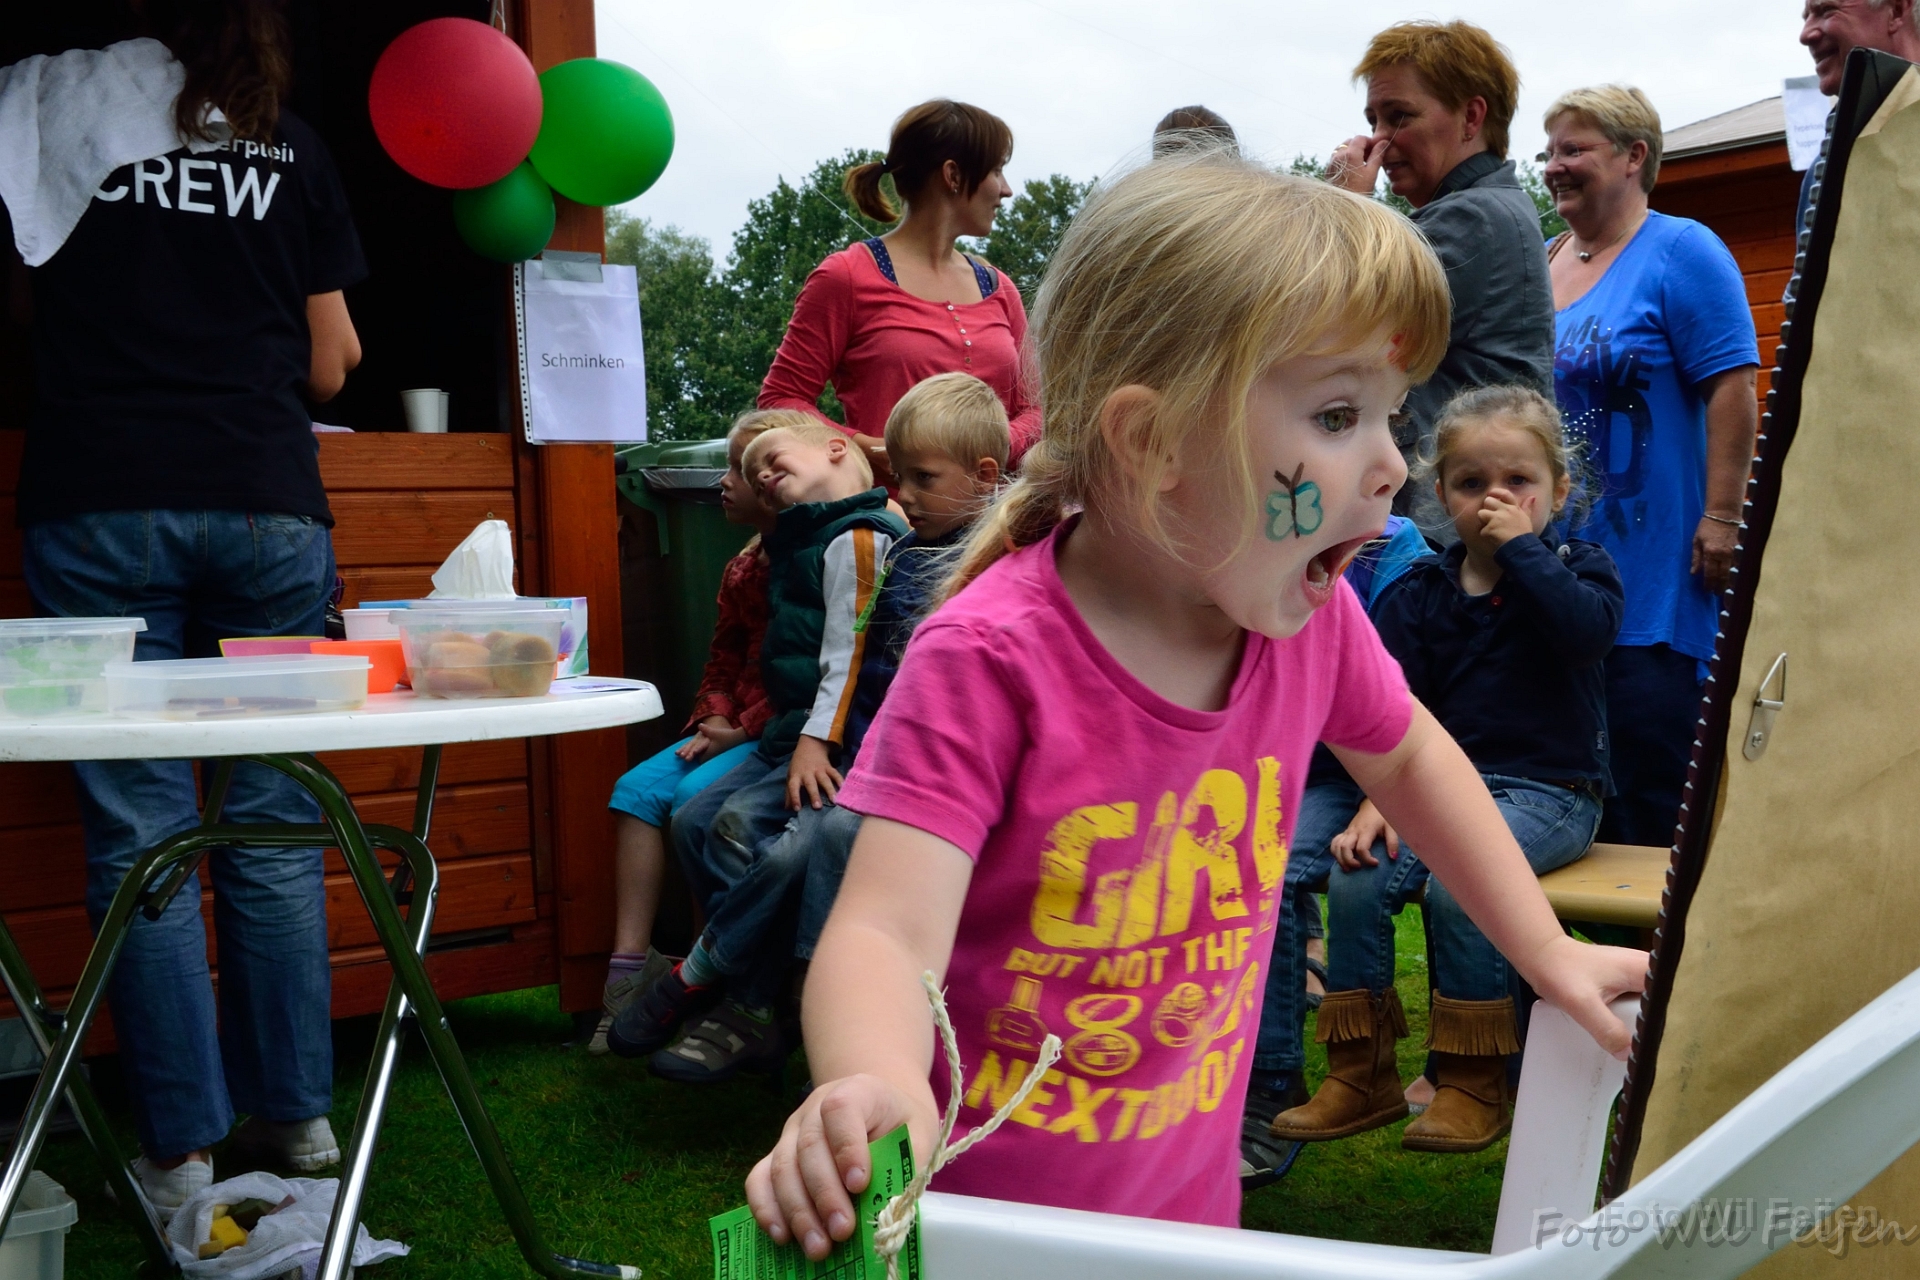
452, 161, 556, 262
529, 58, 674, 206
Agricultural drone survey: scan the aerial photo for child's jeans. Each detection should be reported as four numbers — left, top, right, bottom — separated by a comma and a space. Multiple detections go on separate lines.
1325, 774, 1601, 1002
23, 510, 337, 1160
1252, 779, 1363, 1081
608, 737, 759, 826
670, 745, 814, 1007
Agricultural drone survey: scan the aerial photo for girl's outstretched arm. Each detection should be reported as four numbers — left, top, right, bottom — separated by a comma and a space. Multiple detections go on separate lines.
1331, 703, 1647, 1055
746, 817, 972, 1260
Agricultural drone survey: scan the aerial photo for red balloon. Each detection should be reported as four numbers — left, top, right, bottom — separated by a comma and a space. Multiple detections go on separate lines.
368, 18, 542, 189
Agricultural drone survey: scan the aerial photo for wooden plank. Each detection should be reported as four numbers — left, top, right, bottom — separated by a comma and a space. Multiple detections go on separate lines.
0, 577, 30, 618
326, 780, 531, 867
325, 853, 537, 949
337, 567, 438, 607
0, 828, 86, 914
316, 433, 514, 492
1746, 268, 1793, 305
1539, 842, 1667, 929
317, 739, 527, 793
1657, 142, 1793, 186
327, 490, 516, 567
1729, 236, 1796, 275
326, 918, 557, 1019
0, 762, 80, 829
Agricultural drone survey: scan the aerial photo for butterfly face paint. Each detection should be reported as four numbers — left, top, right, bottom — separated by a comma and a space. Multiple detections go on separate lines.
1264, 464, 1325, 541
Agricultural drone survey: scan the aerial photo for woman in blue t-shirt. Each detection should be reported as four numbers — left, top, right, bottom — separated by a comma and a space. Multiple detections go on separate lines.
1541, 85, 1759, 847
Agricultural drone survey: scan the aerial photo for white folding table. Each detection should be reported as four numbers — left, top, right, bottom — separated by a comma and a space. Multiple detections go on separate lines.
0, 679, 662, 1278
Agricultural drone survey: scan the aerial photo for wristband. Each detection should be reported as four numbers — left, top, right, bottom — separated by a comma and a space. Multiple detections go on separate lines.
1701, 512, 1742, 527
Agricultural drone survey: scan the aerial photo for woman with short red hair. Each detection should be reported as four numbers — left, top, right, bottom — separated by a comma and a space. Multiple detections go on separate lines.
757, 100, 1039, 476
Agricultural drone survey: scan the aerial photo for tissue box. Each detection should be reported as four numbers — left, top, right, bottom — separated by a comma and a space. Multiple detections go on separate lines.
361, 597, 588, 679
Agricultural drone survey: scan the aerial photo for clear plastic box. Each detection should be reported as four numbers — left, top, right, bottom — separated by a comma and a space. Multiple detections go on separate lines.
0, 618, 147, 720
0, 1171, 76, 1280
105, 655, 371, 720
394, 608, 565, 699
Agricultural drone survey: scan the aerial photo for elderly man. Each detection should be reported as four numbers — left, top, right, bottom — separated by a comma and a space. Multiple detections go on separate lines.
1797, 1, 1920, 223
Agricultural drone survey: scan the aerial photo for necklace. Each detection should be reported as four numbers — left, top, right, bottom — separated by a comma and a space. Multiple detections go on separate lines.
1575, 212, 1645, 263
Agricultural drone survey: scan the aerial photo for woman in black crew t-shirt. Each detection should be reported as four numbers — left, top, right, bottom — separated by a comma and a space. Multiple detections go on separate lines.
14, 0, 365, 1209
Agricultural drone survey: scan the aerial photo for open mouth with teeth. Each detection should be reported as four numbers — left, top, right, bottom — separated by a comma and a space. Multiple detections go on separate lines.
1305, 534, 1375, 594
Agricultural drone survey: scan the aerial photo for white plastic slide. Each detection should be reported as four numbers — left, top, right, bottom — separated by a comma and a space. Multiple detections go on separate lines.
919, 966, 1920, 1278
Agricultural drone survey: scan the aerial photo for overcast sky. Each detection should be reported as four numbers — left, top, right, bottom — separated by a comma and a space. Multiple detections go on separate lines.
597, 0, 1815, 254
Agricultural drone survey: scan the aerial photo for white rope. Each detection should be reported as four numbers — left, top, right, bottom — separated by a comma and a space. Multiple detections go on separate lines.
871, 972, 1063, 1280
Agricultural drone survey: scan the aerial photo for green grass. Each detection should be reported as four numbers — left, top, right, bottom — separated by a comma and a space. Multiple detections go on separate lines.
48, 907, 1498, 1277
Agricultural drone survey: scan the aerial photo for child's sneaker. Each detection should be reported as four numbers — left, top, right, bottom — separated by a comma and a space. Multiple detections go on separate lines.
229, 1115, 341, 1172
648, 1000, 786, 1083
606, 964, 717, 1058
588, 948, 676, 1055
131, 1154, 212, 1210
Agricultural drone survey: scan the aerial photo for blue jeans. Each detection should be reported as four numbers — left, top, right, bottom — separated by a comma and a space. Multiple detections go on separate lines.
1253, 779, 1363, 1077
608, 737, 760, 827
791, 804, 862, 960
671, 746, 818, 1007
23, 510, 337, 1159
1325, 774, 1601, 1003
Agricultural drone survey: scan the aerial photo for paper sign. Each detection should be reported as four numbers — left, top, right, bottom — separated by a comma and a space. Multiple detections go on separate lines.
516, 258, 648, 443
710, 1125, 921, 1280
1784, 74, 1836, 173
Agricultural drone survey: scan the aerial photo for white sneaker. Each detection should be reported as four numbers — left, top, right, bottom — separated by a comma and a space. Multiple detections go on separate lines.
231, 1115, 341, 1172
131, 1154, 212, 1210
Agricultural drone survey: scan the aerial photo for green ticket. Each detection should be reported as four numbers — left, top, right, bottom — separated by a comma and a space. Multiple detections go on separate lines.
710, 1124, 922, 1280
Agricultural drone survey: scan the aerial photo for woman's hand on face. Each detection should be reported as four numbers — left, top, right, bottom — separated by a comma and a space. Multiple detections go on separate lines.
746, 1073, 925, 1261
1692, 517, 1740, 593
1330, 798, 1397, 870
1327, 134, 1388, 195
1477, 488, 1536, 548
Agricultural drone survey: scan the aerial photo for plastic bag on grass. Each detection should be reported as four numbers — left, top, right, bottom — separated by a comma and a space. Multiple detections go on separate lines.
166, 1171, 408, 1279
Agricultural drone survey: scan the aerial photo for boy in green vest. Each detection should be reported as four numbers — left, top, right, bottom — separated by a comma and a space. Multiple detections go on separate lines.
608, 418, 906, 1065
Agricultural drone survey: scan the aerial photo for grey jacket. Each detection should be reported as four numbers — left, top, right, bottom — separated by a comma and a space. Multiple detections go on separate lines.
1399, 152, 1557, 540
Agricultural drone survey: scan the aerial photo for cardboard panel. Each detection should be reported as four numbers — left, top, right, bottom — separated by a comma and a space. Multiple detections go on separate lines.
1619, 59, 1920, 1274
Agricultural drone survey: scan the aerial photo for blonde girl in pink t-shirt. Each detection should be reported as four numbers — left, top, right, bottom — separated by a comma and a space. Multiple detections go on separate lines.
747, 156, 1647, 1250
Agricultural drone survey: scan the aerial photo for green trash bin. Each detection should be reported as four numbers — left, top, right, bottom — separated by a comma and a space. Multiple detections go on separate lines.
616, 439, 754, 736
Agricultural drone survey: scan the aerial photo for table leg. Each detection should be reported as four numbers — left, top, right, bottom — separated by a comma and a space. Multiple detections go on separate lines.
0, 918, 177, 1273
263, 754, 641, 1280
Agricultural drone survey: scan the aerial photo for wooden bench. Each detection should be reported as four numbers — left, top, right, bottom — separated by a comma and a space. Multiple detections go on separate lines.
1538, 842, 1668, 940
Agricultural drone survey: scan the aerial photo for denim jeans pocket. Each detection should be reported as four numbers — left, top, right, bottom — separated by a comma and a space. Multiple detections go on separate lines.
21, 511, 154, 615
244, 513, 334, 633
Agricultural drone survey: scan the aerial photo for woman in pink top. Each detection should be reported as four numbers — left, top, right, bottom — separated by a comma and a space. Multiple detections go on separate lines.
758, 100, 1041, 478
746, 160, 1646, 1246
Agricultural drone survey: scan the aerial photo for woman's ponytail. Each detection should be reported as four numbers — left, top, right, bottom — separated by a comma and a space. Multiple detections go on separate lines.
842, 161, 898, 223
148, 0, 290, 143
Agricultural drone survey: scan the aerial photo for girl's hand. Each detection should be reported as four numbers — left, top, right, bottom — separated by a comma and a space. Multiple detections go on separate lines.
746, 1073, 928, 1260
674, 716, 733, 763
700, 719, 751, 755
1477, 487, 1535, 548
1330, 799, 1398, 870
1523, 933, 1649, 1058
787, 735, 845, 810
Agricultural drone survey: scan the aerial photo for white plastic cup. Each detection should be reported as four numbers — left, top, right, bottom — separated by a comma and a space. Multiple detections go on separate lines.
402, 388, 447, 433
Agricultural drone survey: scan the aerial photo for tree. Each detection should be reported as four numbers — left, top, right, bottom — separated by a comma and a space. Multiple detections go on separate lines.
971, 174, 1093, 297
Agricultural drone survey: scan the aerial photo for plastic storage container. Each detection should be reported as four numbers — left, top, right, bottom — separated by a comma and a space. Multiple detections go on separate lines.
342, 607, 402, 640
0, 618, 146, 720
0, 1171, 76, 1280
394, 608, 565, 698
105, 655, 371, 720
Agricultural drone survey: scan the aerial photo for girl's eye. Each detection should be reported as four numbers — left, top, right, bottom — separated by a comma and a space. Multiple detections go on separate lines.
1316, 406, 1360, 434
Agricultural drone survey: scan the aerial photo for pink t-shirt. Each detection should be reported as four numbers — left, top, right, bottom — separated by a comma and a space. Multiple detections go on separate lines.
835, 523, 1413, 1227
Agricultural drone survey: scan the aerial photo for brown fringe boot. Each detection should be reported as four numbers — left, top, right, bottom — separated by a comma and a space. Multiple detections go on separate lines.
1400, 993, 1522, 1153
1267, 988, 1409, 1141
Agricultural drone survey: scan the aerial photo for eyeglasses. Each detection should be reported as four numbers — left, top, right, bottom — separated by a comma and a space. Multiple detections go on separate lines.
1536, 142, 1612, 164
